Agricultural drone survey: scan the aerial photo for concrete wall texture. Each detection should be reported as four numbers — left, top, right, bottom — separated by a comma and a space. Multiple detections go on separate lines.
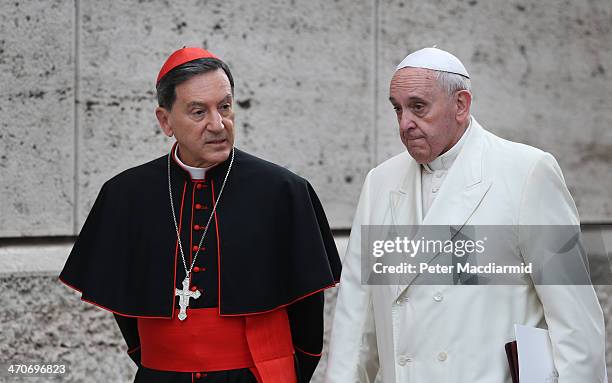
0, 0, 611, 382
1, 0, 611, 236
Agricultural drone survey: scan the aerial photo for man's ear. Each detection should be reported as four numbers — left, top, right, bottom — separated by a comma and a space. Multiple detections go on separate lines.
455, 90, 472, 124
156, 107, 173, 137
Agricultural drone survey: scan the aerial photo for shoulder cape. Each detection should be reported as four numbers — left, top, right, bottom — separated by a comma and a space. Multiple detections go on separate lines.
60, 147, 341, 317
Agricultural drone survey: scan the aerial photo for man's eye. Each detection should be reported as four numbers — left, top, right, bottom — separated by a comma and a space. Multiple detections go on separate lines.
193, 110, 204, 115
221, 104, 231, 110
413, 103, 425, 111
393, 106, 401, 113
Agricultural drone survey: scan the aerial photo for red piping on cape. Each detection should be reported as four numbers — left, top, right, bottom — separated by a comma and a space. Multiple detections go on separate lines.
127, 345, 141, 354
294, 345, 322, 358
189, 182, 196, 285
220, 281, 339, 317
58, 277, 170, 319
209, 166, 339, 317
58, 176, 189, 320
60, 148, 339, 319
171, 181, 188, 319
211, 178, 223, 314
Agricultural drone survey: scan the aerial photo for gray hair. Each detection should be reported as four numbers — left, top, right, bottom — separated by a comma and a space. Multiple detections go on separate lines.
435, 71, 472, 97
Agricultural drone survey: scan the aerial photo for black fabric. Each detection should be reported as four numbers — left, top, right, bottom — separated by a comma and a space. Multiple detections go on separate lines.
60, 147, 340, 316
114, 314, 142, 367
60, 147, 341, 381
134, 366, 257, 383
288, 292, 324, 382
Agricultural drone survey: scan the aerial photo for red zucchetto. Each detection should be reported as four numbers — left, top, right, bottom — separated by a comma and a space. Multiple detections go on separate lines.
156, 47, 219, 85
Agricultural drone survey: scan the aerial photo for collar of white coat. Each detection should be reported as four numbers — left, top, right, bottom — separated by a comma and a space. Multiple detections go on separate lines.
423, 117, 473, 173
395, 116, 484, 195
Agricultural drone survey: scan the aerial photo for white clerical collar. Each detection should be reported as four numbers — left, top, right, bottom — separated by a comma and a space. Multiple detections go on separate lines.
173, 145, 210, 180
423, 117, 472, 173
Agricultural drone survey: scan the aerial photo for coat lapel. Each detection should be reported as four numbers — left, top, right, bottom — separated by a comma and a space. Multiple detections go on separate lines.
389, 157, 422, 227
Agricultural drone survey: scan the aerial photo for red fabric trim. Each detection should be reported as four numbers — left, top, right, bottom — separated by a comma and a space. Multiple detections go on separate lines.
127, 345, 141, 354
294, 345, 322, 357
220, 281, 338, 317
58, 276, 82, 293
249, 367, 263, 383
211, 178, 223, 312
171, 181, 188, 319
59, 276, 171, 319
209, 176, 335, 318
189, 183, 196, 272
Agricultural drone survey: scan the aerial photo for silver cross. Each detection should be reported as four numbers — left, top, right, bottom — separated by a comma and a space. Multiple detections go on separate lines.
175, 277, 201, 321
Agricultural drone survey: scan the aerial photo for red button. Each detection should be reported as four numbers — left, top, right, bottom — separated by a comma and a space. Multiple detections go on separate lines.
196, 184, 203, 190
190, 286, 198, 291
192, 245, 199, 252
193, 266, 200, 272
195, 203, 202, 210
194, 224, 201, 230
195, 372, 201, 378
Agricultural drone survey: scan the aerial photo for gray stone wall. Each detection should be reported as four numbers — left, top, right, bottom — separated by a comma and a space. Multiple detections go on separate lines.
1, 0, 611, 236
1, 0, 611, 382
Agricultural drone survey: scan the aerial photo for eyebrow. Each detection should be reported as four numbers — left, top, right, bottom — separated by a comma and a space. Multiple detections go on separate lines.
388, 96, 428, 104
186, 94, 233, 109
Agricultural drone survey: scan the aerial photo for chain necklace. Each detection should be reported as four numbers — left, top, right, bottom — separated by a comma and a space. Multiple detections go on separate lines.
167, 147, 235, 320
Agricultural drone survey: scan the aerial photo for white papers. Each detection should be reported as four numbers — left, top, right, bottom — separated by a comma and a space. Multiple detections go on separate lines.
514, 324, 558, 383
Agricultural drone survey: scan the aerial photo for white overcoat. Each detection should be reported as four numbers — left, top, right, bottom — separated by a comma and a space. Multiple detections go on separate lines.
325, 119, 607, 383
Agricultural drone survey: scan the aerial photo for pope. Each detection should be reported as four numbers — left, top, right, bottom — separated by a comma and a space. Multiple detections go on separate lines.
325, 47, 606, 382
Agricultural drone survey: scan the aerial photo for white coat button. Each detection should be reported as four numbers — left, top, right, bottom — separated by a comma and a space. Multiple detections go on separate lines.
398, 355, 411, 366
396, 298, 402, 305
433, 292, 443, 302
437, 352, 448, 362
432, 187, 439, 193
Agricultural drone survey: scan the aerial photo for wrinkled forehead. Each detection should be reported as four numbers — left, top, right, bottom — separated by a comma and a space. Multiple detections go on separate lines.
389, 67, 441, 99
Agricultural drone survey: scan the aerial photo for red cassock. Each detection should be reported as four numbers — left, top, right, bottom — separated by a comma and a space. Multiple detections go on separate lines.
60, 146, 342, 383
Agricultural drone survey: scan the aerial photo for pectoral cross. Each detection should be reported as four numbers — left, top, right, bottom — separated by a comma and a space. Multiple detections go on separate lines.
175, 276, 200, 321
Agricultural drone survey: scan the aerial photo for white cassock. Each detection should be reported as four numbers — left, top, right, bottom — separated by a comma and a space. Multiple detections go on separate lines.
325, 117, 607, 383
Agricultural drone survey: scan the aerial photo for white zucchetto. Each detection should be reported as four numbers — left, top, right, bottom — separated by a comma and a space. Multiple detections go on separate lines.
396, 47, 470, 78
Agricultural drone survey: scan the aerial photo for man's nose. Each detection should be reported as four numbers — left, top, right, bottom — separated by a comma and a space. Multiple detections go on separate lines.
399, 111, 416, 131
207, 111, 224, 131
